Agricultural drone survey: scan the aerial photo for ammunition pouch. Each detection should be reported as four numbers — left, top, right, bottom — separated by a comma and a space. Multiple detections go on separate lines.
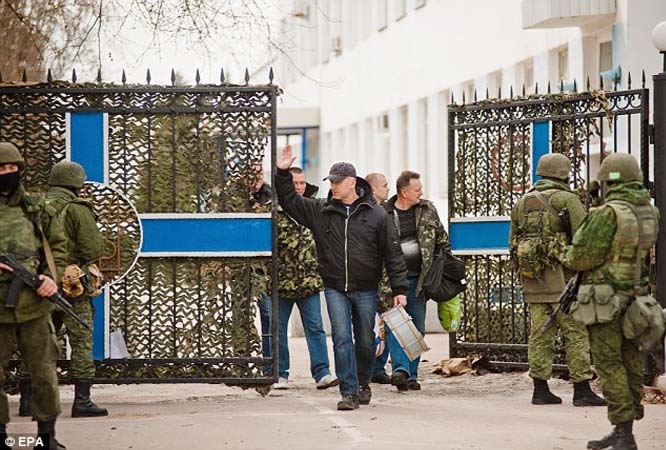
61, 263, 103, 299
622, 295, 665, 348
570, 284, 630, 325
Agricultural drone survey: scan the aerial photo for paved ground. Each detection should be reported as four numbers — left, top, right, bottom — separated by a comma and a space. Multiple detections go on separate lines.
5, 333, 666, 450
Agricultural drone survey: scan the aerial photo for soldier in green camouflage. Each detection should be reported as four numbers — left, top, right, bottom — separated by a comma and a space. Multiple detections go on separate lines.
267, 167, 337, 390
563, 153, 658, 450
0, 142, 68, 450
509, 153, 605, 407
19, 161, 108, 419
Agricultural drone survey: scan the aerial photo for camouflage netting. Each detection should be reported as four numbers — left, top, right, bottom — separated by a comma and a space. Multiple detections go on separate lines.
1, 81, 276, 387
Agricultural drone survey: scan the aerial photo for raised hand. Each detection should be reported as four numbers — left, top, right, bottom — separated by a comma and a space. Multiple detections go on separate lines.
277, 144, 296, 170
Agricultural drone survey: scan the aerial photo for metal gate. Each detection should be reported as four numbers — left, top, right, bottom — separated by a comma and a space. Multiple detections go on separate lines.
447, 80, 652, 370
0, 73, 278, 386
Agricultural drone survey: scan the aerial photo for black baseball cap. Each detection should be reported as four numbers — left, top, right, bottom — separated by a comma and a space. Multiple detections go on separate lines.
323, 162, 357, 182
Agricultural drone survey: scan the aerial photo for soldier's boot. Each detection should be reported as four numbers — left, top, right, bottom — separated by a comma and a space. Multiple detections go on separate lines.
531, 378, 562, 405
609, 422, 637, 450
36, 419, 67, 450
18, 379, 32, 417
1, 422, 11, 450
573, 380, 607, 407
587, 422, 636, 450
71, 380, 109, 417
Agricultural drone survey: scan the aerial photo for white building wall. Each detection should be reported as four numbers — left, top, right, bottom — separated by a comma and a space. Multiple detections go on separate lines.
275, 0, 666, 334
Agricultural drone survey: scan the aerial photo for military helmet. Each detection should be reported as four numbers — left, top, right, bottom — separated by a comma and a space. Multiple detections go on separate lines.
536, 153, 571, 181
49, 160, 86, 188
597, 153, 643, 183
0, 142, 24, 170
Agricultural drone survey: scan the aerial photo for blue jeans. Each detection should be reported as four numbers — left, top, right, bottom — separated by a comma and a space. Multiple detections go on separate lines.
278, 293, 331, 381
260, 293, 332, 381
324, 288, 378, 396
387, 276, 426, 380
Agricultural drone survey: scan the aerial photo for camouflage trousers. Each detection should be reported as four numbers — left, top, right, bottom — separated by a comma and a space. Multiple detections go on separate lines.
52, 297, 95, 380
528, 302, 593, 382
0, 314, 61, 424
588, 317, 643, 425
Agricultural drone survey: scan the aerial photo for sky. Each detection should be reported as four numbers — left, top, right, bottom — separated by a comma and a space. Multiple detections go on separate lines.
73, 0, 287, 86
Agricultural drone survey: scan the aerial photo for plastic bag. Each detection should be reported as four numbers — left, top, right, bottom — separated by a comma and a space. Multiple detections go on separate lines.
438, 296, 461, 332
374, 313, 386, 357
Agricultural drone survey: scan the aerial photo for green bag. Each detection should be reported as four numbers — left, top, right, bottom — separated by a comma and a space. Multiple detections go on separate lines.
622, 295, 665, 347
438, 296, 461, 332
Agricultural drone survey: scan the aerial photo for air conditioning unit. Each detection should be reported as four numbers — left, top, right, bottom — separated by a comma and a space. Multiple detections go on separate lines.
331, 36, 342, 56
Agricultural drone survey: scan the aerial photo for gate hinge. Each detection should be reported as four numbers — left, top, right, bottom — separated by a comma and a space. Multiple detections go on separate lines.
649, 124, 655, 144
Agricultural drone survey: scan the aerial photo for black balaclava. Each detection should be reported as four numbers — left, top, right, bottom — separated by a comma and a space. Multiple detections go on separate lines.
0, 170, 20, 194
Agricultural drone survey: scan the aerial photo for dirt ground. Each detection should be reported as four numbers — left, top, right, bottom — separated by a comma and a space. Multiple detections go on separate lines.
5, 333, 666, 450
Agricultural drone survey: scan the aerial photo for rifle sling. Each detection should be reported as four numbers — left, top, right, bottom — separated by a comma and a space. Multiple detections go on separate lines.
533, 191, 564, 226
36, 221, 58, 284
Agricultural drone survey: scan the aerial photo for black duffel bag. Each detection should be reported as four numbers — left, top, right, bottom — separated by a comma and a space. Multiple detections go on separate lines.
422, 246, 467, 303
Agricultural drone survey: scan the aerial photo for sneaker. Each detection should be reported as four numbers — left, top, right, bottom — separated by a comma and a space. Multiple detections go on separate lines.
359, 385, 372, 405
316, 374, 340, 390
371, 372, 392, 384
407, 380, 421, 391
272, 377, 288, 390
337, 394, 360, 411
391, 371, 409, 392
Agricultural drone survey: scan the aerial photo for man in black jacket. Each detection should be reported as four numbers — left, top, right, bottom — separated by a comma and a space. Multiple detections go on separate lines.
275, 145, 408, 411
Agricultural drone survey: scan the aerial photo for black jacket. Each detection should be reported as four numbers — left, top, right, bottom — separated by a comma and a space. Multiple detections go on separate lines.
275, 168, 408, 296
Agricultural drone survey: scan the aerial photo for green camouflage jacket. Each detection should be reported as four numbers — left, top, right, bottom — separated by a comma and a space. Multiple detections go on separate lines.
563, 181, 658, 291
509, 178, 586, 303
0, 184, 69, 323
378, 197, 449, 311
276, 183, 323, 300
46, 187, 105, 266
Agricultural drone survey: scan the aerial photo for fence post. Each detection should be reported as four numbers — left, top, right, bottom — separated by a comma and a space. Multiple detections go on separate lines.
652, 24, 666, 309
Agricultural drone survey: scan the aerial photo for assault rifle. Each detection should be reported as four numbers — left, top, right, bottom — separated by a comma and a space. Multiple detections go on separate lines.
540, 271, 583, 333
0, 254, 90, 330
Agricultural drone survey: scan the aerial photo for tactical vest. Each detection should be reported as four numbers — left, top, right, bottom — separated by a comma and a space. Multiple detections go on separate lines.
514, 189, 569, 280
585, 200, 658, 291
44, 197, 89, 266
0, 199, 42, 281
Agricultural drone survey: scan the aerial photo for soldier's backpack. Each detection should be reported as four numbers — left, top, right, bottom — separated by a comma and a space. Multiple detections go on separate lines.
514, 190, 569, 280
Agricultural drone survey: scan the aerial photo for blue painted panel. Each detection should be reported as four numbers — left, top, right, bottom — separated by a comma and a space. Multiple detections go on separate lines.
91, 294, 105, 360
450, 220, 511, 251
141, 217, 272, 253
532, 121, 550, 182
70, 113, 105, 183
70, 112, 106, 359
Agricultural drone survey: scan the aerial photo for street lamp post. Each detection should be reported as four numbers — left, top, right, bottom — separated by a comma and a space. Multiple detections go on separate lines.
652, 22, 666, 309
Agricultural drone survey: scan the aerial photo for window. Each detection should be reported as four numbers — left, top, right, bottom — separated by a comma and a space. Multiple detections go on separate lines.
599, 41, 612, 73
377, 0, 388, 31
558, 47, 569, 82
395, 0, 407, 21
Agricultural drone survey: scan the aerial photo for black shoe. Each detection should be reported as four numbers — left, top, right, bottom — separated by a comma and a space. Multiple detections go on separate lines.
371, 372, 392, 384
359, 385, 372, 405
391, 371, 409, 392
72, 381, 109, 418
18, 379, 32, 417
531, 378, 562, 405
337, 395, 360, 411
573, 380, 606, 407
587, 421, 635, 450
407, 380, 421, 391
36, 419, 67, 450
